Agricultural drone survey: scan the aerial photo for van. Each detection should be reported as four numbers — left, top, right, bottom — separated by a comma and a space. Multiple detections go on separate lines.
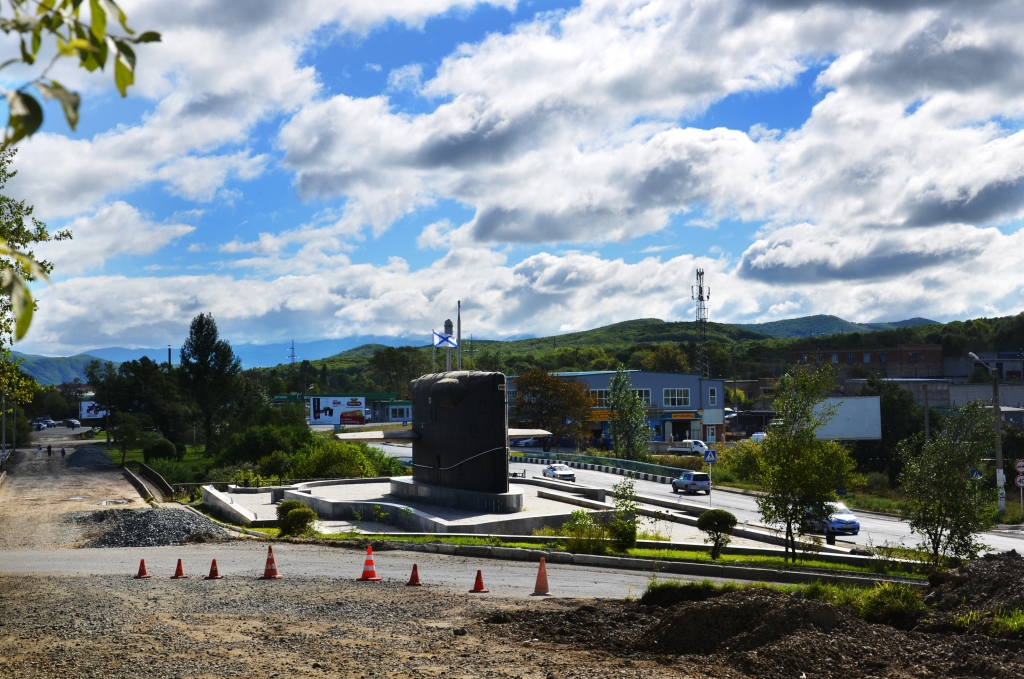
751, 432, 766, 443
669, 439, 709, 454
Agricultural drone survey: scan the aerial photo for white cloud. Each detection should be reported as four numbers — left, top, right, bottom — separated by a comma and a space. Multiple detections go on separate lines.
34, 202, 194, 276
388, 64, 424, 91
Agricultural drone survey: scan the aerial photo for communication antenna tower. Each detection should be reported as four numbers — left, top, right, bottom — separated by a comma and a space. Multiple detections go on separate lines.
287, 340, 298, 364
692, 269, 710, 377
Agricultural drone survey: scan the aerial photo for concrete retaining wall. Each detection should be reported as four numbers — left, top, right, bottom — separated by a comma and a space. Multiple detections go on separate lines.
521, 456, 677, 484
268, 477, 395, 502
122, 468, 150, 499
519, 476, 608, 502
138, 463, 174, 499
202, 485, 261, 526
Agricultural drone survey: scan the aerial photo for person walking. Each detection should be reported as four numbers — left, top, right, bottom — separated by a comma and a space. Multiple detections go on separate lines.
60, 446, 66, 460
36, 444, 42, 457
47, 444, 52, 457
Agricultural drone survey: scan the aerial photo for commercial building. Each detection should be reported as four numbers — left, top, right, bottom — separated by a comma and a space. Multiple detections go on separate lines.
508, 370, 726, 444
272, 392, 398, 424
945, 352, 1024, 383
791, 344, 943, 379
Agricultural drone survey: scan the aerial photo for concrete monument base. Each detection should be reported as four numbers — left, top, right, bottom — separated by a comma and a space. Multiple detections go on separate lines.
389, 477, 523, 514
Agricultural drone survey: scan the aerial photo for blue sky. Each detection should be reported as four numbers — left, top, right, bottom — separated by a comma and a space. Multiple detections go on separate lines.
8, 0, 1024, 355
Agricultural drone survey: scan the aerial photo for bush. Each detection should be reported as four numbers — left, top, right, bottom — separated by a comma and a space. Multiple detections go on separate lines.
716, 439, 760, 482
607, 518, 637, 552
289, 438, 403, 479
257, 450, 292, 478
562, 510, 607, 554
859, 581, 926, 629
276, 499, 307, 523
279, 505, 317, 536
652, 454, 705, 471
218, 424, 314, 465
697, 509, 738, 559
143, 437, 177, 463
146, 459, 197, 485
865, 471, 890, 495
174, 442, 187, 461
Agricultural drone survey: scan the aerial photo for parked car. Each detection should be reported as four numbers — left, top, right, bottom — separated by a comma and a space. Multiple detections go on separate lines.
511, 437, 538, 447
668, 439, 710, 454
805, 502, 860, 535
41, 419, 57, 428
750, 432, 766, 443
671, 470, 711, 494
542, 464, 576, 482
65, 419, 81, 428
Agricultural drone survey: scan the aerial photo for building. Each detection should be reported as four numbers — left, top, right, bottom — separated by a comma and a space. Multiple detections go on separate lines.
508, 370, 726, 444
272, 392, 398, 423
945, 352, 1024, 384
791, 344, 943, 379
844, 378, 952, 407
387, 400, 412, 422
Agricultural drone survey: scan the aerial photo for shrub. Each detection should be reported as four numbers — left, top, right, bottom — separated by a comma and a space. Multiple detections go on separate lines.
276, 499, 307, 523
652, 454, 705, 471
562, 510, 607, 554
279, 505, 317, 536
289, 438, 403, 479
697, 509, 738, 560
173, 442, 187, 461
865, 472, 890, 495
607, 518, 637, 552
859, 582, 926, 628
717, 439, 760, 482
146, 459, 196, 485
218, 424, 314, 465
257, 450, 292, 479
143, 437, 177, 463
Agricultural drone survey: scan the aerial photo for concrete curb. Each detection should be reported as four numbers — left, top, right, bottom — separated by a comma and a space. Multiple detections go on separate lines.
122, 467, 151, 500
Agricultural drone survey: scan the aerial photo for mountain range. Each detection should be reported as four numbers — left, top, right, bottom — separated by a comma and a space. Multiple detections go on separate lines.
10, 314, 937, 385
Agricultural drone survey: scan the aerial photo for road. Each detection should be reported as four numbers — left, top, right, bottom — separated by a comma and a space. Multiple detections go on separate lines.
513, 458, 1024, 554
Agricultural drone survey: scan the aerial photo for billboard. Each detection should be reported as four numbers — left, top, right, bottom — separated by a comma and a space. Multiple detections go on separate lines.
310, 396, 365, 426
80, 401, 108, 420
814, 396, 882, 441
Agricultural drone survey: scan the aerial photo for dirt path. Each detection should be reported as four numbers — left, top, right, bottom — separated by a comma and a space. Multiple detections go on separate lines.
0, 446, 147, 550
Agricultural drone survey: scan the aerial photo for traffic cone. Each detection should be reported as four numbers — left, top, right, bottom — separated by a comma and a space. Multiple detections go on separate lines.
469, 570, 489, 593
407, 564, 422, 586
204, 559, 223, 580
356, 546, 383, 582
134, 558, 152, 579
260, 545, 283, 579
531, 557, 551, 596
170, 558, 188, 579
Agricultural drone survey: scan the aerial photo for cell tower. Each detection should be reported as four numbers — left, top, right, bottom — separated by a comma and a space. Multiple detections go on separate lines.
692, 269, 710, 378
287, 340, 298, 364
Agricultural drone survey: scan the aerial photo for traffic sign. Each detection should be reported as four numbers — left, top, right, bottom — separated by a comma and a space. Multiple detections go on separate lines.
969, 468, 983, 480
1016, 460, 1024, 474
703, 449, 717, 464
1016, 475, 1024, 489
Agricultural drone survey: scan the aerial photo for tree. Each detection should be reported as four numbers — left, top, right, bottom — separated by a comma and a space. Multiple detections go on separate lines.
178, 313, 241, 450
112, 356, 190, 444
368, 346, 430, 396
697, 509, 737, 560
754, 365, 857, 561
852, 374, 927, 482
898, 401, 996, 565
84, 358, 119, 449
608, 476, 639, 551
0, 2, 159, 336
640, 344, 690, 373
608, 366, 651, 461
511, 368, 594, 448
109, 411, 144, 467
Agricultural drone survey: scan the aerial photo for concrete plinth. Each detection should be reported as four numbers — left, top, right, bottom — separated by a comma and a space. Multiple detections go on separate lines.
390, 477, 523, 514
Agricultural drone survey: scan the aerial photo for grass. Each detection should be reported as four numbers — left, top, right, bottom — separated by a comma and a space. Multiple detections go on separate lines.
991, 609, 1024, 637
104, 444, 209, 468
841, 493, 908, 515
626, 547, 925, 577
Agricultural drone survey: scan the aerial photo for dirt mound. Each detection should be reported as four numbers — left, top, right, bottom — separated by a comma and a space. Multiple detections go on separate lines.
925, 550, 1024, 613
65, 445, 112, 468
482, 600, 659, 652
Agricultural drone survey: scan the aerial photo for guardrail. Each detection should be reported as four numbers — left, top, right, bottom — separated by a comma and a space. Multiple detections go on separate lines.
511, 450, 685, 478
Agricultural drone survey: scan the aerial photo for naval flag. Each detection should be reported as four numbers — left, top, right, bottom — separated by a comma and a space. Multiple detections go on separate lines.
433, 330, 457, 348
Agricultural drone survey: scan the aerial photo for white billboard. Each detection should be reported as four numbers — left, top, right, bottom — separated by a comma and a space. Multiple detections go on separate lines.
80, 401, 108, 420
814, 396, 882, 441
310, 396, 366, 426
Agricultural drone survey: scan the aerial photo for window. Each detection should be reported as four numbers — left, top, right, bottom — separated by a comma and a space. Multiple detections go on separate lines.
664, 388, 690, 407
863, 353, 871, 363
816, 354, 823, 364
634, 389, 651, 406
909, 352, 918, 363
507, 388, 517, 402
801, 354, 808, 364
879, 353, 888, 364
846, 353, 854, 365
709, 388, 717, 406
831, 354, 839, 363
590, 390, 608, 407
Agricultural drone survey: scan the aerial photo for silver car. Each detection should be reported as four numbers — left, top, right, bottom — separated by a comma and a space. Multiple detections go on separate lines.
671, 470, 711, 495
542, 464, 576, 482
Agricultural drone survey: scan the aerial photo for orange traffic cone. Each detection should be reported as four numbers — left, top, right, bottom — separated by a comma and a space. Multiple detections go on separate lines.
407, 564, 422, 586
260, 545, 283, 579
356, 546, 383, 582
531, 557, 551, 596
204, 559, 224, 580
134, 558, 152, 579
170, 558, 188, 579
469, 570, 489, 593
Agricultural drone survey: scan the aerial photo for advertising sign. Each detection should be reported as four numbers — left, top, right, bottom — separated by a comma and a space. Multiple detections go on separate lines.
310, 396, 366, 426
79, 401, 108, 420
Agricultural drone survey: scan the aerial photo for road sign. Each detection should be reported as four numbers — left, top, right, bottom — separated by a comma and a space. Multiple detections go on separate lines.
969, 468, 983, 480
1016, 460, 1024, 474
1016, 475, 1024, 489
703, 449, 717, 464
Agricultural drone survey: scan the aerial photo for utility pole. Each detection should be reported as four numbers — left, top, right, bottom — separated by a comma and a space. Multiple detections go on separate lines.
444, 319, 453, 372
457, 300, 462, 371
692, 269, 710, 378
970, 352, 1004, 512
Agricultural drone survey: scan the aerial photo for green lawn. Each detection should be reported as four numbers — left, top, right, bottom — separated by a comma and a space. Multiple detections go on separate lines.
627, 547, 923, 577
105, 444, 209, 468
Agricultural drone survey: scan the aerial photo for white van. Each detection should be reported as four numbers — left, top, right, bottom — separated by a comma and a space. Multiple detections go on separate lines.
751, 432, 766, 443
669, 439, 709, 454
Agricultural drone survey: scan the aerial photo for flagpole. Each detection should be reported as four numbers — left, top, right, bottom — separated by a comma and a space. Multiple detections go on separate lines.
457, 300, 462, 371
432, 330, 437, 373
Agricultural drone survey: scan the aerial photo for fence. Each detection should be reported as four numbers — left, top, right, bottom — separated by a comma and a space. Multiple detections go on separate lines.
510, 450, 685, 478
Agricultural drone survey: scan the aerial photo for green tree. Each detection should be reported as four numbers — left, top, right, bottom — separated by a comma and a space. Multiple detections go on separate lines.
853, 374, 928, 482
607, 475, 639, 551
511, 368, 594, 449
608, 366, 651, 461
109, 411, 144, 467
178, 313, 241, 450
640, 344, 690, 373
84, 358, 119, 449
368, 346, 430, 397
697, 508, 737, 560
0, 1, 159, 336
113, 356, 190, 444
754, 365, 856, 561
898, 401, 996, 565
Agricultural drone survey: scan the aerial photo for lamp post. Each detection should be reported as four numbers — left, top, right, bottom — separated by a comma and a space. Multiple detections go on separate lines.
969, 352, 1004, 512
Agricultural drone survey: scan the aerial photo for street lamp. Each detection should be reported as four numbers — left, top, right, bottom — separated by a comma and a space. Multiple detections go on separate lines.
969, 352, 1005, 512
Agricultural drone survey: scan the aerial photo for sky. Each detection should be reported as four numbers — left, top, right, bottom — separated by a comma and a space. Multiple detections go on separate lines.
6, 0, 1024, 356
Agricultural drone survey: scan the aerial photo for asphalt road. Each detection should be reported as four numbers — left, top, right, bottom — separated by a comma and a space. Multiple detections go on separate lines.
0, 540, 734, 598
514, 458, 1024, 554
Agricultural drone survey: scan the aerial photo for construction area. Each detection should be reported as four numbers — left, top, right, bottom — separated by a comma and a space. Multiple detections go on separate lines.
3, 436, 1024, 678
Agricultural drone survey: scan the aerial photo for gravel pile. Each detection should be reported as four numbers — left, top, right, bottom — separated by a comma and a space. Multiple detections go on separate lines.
65, 445, 112, 468
925, 550, 1024, 612
72, 508, 229, 547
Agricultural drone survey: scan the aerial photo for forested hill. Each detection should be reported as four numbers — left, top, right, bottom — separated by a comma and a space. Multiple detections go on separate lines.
734, 315, 939, 338
12, 352, 102, 386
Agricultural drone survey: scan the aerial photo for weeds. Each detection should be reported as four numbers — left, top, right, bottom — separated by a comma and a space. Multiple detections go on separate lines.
954, 609, 983, 631
991, 609, 1024, 637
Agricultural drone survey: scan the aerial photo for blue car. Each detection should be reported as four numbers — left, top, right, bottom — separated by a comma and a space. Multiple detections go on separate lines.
806, 502, 860, 535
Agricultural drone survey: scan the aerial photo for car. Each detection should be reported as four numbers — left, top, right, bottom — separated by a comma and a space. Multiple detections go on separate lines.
671, 470, 711, 494
805, 502, 860, 535
542, 464, 576, 482
41, 419, 57, 428
668, 439, 710, 454
512, 437, 538, 447
65, 419, 81, 428
750, 432, 766, 443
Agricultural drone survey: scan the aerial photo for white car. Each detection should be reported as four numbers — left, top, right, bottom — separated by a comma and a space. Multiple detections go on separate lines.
541, 464, 576, 482
512, 437, 538, 447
